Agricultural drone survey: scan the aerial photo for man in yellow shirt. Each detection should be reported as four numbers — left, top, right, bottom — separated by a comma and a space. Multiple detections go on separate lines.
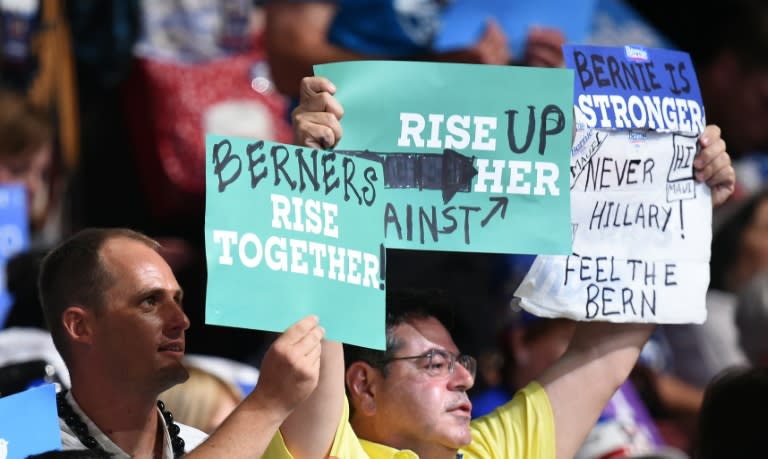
265, 76, 735, 459
268, 290, 556, 459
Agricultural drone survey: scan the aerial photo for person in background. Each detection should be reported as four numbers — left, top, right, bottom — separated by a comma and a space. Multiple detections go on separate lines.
472, 308, 687, 459
264, 1, 566, 101
159, 365, 243, 434
0, 87, 54, 237
693, 366, 768, 459
661, 189, 768, 392
734, 267, 768, 366
0, 88, 64, 392
471, 310, 575, 418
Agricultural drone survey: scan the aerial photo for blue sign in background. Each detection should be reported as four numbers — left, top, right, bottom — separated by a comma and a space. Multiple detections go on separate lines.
0, 384, 61, 458
563, 45, 704, 132
564, 44, 702, 103
0, 185, 29, 327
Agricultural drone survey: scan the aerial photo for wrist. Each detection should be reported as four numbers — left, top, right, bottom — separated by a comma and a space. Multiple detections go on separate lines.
243, 385, 295, 425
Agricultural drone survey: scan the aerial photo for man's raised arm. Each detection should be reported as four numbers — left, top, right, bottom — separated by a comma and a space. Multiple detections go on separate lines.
268, 76, 349, 459
540, 124, 734, 459
539, 322, 654, 459
186, 315, 324, 458
279, 341, 346, 459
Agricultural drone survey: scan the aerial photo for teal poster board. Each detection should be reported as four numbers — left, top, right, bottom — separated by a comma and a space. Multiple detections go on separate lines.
0, 384, 61, 458
315, 60, 573, 255
205, 136, 386, 349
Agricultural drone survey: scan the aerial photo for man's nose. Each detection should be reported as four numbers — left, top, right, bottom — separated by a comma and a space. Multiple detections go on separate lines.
165, 301, 191, 333
449, 361, 475, 391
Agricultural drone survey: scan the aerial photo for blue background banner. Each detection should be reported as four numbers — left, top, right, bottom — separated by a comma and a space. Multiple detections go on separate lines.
0, 384, 61, 458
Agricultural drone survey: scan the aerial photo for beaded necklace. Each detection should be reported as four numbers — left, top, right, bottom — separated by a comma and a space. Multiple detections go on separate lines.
56, 390, 186, 458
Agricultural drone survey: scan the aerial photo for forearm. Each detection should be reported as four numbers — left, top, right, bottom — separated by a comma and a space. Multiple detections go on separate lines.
186, 388, 290, 458
265, 2, 366, 98
653, 372, 704, 415
281, 340, 345, 459
188, 316, 326, 458
539, 322, 655, 459
268, 41, 365, 99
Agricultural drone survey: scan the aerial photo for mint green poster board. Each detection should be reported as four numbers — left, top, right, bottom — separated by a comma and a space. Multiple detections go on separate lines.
315, 61, 573, 255
205, 136, 386, 349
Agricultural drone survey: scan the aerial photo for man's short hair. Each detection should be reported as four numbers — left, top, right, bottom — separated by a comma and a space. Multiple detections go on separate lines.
695, 366, 768, 459
709, 188, 768, 291
38, 228, 159, 364
343, 288, 455, 376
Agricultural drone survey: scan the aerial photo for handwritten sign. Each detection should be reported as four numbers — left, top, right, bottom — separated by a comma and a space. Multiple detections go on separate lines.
315, 60, 573, 255
0, 185, 29, 327
564, 44, 703, 133
0, 384, 61, 458
205, 136, 386, 349
516, 45, 711, 324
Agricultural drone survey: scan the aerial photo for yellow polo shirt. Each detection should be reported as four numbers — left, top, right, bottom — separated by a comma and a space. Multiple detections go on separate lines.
264, 381, 555, 459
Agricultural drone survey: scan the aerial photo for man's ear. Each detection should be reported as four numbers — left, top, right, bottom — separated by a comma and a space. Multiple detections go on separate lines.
345, 362, 381, 416
61, 306, 94, 344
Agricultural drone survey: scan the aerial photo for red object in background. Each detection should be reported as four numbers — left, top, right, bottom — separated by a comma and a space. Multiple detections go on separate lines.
596, 448, 633, 459
122, 41, 291, 225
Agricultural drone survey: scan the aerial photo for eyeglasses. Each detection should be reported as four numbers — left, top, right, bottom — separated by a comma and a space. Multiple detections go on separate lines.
381, 349, 477, 379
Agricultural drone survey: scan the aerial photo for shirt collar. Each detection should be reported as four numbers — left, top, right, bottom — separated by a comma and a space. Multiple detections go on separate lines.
64, 391, 174, 459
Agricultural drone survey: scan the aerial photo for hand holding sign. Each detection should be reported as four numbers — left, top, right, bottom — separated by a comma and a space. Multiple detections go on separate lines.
446, 19, 511, 65
252, 315, 325, 415
694, 125, 734, 207
523, 27, 566, 68
292, 77, 344, 150
516, 45, 736, 325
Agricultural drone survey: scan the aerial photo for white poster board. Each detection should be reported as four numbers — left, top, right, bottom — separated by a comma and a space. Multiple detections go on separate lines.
515, 112, 711, 323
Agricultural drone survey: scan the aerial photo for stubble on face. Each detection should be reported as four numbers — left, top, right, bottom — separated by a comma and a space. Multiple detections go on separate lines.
376, 318, 474, 452
97, 238, 191, 394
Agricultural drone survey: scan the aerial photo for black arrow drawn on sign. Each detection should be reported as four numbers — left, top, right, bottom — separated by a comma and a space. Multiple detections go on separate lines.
335, 148, 478, 204
480, 196, 509, 227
